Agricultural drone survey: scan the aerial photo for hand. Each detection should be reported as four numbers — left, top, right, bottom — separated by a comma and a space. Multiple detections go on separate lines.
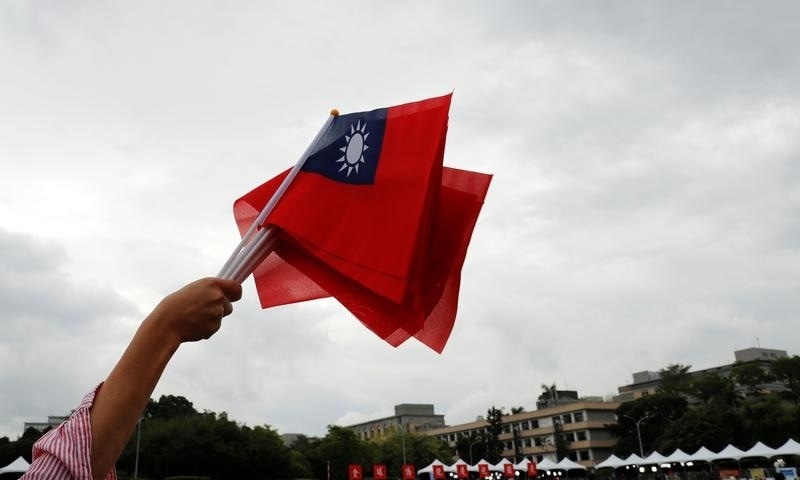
150, 277, 243, 344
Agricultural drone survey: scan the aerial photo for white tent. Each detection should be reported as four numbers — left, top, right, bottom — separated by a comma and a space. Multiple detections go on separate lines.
514, 458, 535, 471
664, 449, 694, 464
775, 439, 800, 456
473, 459, 493, 475
0, 456, 30, 474
537, 458, 559, 471
712, 445, 748, 461
689, 447, 719, 462
623, 453, 645, 465
595, 454, 626, 469
419, 459, 447, 474
492, 458, 514, 472
556, 458, 587, 471
447, 459, 470, 473
743, 442, 778, 459
642, 452, 669, 465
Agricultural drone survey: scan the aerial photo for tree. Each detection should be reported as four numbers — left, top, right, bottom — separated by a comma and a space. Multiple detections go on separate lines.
485, 406, 504, 463
552, 417, 569, 461
510, 406, 525, 415
658, 364, 691, 397
689, 373, 738, 408
772, 356, 800, 403
732, 361, 773, 396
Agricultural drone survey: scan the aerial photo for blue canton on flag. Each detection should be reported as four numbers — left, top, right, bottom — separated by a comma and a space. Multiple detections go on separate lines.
302, 108, 387, 185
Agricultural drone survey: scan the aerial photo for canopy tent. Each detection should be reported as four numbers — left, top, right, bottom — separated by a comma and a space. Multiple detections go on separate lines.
419, 459, 446, 474
712, 444, 748, 461
492, 458, 514, 472
514, 458, 533, 471
664, 449, 694, 464
557, 458, 588, 471
0, 456, 30, 474
775, 439, 800, 456
537, 458, 559, 471
743, 442, 778, 459
447, 459, 470, 473
623, 453, 645, 465
642, 452, 669, 465
472, 459, 492, 474
595, 454, 626, 469
690, 447, 719, 462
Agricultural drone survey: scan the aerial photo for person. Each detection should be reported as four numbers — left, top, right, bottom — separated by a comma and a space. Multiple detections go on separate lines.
22, 277, 243, 480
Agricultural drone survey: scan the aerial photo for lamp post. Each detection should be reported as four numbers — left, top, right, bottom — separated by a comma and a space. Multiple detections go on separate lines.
399, 420, 407, 465
470, 438, 483, 465
623, 414, 652, 458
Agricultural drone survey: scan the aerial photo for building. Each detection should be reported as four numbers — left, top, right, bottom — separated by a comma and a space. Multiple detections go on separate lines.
615, 347, 789, 402
347, 404, 446, 441
426, 398, 619, 468
24, 416, 69, 433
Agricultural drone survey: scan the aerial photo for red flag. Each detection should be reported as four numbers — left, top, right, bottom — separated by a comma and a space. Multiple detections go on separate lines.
349, 465, 363, 480
527, 462, 538, 477
457, 464, 469, 478
433, 465, 445, 480
234, 95, 491, 352
478, 464, 490, 478
402, 464, 416, 480
503, 463, 515, 478
374, 464, 387, 480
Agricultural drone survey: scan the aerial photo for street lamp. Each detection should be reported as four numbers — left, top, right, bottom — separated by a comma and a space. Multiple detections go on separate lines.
469, 438, 483, 464
622, 414, 652, 458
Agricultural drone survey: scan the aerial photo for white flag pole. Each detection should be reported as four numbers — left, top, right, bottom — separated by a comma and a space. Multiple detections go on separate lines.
219, 109, 339, 280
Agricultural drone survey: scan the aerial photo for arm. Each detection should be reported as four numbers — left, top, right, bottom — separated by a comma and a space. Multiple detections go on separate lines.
88, 277, 242, 480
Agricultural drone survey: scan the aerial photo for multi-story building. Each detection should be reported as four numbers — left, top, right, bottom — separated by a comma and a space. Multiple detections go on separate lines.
615, 347, 789, 402
426, 398, 619, 468
348, 404, 446, 441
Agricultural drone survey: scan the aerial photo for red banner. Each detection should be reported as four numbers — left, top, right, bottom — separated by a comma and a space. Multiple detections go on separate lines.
349, 464, 363, 480
374, 464, 387, 480
504, 463, 515, 478
528, 462, 538, 477
433, 465, 446, 480
478, 464, 490, 478
457, 464, 469, 478
403, 464, 416, 480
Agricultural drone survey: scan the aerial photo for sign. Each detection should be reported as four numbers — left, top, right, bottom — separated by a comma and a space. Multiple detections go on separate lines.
457, 464, 469, 478
374, 464, 387, 480
504, 463, 515, 478
433, 464, 446, 480
478, 464, 490, 478
349, 464, 363, 480
403, 464, 417, 480
528, 462, 538, 477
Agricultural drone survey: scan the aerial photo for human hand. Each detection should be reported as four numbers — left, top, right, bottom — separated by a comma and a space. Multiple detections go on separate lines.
149, 277, 243, 344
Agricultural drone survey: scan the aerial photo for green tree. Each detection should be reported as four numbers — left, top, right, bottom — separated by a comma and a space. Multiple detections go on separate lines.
658, 364, 691, 396
485, 406, 504, 463
772, 356, 800, 403
310, 426, 376, 480
731, 361, 772, 396
689, 373, 738, 408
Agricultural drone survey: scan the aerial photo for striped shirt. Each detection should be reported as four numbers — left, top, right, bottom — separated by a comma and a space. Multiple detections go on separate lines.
22, 385, 116, 480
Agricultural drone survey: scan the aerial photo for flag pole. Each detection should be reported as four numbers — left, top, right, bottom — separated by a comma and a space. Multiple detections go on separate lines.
219, 109, 339, 280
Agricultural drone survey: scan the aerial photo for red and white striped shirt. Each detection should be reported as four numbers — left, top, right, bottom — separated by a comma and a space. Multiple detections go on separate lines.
22, 385, 116, 480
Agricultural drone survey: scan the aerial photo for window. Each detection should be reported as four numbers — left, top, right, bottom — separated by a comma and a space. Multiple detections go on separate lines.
531, 419, 539, 429
567, 452, 578, 461
524, 438, 532, 447
579, 451, 591, 461
521, 421, 530, 430
573, 411, 584, 422
576, 431, 587, 441
562, 414, 572, 424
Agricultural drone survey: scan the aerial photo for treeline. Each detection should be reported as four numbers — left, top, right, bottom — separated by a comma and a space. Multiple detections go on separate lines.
610, 356, 800, 456
1, 394, 453, 480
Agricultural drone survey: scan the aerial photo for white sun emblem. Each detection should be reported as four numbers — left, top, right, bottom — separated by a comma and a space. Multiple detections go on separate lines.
337, 120, 369, 177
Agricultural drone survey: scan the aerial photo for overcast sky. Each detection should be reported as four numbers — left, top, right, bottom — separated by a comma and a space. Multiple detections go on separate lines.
2, 1, 799, 441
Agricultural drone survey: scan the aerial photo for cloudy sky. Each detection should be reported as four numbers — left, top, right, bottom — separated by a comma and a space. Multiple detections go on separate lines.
2, 1, 799, 441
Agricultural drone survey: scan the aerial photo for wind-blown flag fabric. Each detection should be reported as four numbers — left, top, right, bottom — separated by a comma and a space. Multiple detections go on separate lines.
233, 94, 491, 352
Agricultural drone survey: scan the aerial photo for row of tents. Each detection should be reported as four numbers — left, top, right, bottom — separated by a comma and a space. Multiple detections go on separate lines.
0, 456, 30, 475
596, 439, 800, 469
420, 457, 587, 474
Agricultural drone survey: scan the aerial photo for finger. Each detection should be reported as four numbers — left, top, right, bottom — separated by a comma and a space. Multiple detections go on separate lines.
216, 278, 243, 302
222, 298, 233, 317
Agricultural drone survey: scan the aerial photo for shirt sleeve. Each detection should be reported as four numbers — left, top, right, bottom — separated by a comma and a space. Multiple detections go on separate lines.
22, 384, 117, 480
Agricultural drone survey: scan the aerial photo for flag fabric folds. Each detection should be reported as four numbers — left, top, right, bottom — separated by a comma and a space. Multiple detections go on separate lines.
232, 93, 491, 352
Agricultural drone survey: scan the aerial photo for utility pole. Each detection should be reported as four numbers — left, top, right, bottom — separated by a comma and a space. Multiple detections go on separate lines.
623, 414, 652, 458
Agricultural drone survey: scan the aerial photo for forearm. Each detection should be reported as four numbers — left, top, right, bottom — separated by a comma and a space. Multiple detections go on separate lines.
89, 312, 180, 480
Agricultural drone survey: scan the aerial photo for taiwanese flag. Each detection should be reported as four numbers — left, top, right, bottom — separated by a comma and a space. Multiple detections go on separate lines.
234, 94, 491, 352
